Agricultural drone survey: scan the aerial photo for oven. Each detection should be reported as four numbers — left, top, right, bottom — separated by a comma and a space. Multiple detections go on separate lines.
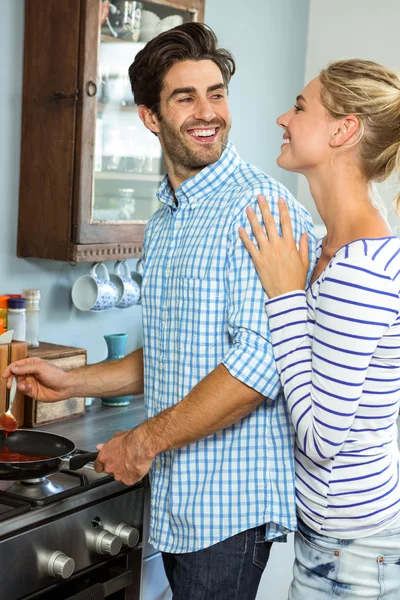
0, 459, 145, 600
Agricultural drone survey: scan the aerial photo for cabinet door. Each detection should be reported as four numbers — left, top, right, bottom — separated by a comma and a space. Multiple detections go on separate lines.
18, 0, 81, 261
73, 0, 201, 246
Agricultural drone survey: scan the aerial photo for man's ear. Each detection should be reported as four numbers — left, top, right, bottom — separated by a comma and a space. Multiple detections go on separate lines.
138, 105, 160, 135
329, 115, 359, 148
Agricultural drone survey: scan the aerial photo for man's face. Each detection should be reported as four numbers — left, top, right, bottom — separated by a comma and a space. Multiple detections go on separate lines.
150, 60, 231, 171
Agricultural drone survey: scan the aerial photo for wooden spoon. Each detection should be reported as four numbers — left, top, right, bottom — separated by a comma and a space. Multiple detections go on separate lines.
0, 378, 18, 432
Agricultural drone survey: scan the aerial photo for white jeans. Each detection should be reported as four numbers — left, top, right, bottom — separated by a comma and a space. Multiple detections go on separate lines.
288, 516, 400, 600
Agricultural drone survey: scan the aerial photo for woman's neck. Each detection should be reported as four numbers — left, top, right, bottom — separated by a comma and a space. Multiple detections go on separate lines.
306, 167, 392, 257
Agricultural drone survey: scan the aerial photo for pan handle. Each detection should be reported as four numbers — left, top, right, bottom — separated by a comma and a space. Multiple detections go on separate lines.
66, 452, 99, 471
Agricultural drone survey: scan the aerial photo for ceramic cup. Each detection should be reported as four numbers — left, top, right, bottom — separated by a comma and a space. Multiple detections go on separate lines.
71, 262, 119, 311
110, 260, 141, 308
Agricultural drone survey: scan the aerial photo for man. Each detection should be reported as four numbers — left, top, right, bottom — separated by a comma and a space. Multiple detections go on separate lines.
4, 23, 315, 600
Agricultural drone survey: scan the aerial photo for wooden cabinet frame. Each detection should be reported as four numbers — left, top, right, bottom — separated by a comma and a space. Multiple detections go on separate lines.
18, 0, 204, 262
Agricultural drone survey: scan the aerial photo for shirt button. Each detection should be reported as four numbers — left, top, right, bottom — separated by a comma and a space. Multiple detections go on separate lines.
165, 268, 171, 277
159, 363, 164, 371
175, 222, 181, 229
162, 313, 167, 321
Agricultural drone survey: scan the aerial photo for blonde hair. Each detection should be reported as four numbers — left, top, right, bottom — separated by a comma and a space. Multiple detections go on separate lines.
319, 59, 400, 215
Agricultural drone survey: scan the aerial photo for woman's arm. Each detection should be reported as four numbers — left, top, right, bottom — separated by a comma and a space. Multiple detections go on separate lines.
265, 257, 399, 461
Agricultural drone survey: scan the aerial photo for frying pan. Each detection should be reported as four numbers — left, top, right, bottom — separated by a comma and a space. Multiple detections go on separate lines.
0, 429, 98, 480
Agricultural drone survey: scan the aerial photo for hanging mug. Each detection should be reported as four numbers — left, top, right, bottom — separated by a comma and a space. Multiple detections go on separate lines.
71, 262, 119, 311
110, 260, 141, 308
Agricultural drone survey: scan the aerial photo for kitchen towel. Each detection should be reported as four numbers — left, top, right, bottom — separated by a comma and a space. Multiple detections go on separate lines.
66, 583, 105, 600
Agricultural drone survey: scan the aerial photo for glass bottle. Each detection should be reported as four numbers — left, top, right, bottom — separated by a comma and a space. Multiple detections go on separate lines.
21, 289, 40, 348
7, 298, 26, 342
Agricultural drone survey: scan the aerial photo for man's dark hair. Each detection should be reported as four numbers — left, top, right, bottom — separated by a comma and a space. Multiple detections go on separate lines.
128, 22, 236, 117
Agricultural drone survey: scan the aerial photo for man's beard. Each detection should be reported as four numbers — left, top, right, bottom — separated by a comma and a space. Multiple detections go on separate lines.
159, 118, 231, 172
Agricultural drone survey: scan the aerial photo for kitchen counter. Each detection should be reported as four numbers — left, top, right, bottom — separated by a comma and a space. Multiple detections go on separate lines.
35, 396, 146, 451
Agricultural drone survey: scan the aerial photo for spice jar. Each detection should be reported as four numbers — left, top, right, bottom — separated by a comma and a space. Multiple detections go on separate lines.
21, 289, 40, 348
0, 296, 9, 330
7, 298, 26, 342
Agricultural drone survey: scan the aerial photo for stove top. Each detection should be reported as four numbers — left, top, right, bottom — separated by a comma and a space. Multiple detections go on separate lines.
0, 451, 114, 520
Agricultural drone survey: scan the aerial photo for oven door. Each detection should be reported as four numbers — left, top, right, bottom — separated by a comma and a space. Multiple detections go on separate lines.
23, 552, 141, 600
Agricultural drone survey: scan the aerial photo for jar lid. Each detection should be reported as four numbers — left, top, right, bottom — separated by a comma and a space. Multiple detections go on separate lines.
0, 318, 4, 334
8, 298, 26, 309
22, 289, 41, 299
0, 296, 9, 308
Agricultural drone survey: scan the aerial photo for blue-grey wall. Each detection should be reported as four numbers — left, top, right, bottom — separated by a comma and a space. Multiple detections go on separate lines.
1, 0, 309, 365
205, 0, 310, 194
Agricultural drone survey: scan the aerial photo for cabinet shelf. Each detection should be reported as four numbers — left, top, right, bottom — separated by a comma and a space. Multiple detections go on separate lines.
97, 102, 137, 113
95, 172, 164, 182
100, 33, 127, 43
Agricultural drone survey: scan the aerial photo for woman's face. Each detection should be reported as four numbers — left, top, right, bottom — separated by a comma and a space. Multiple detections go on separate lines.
276, 77, 336, 174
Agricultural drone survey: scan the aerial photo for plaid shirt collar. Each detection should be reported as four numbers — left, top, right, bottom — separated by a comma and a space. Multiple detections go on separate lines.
157, 141, 241, 210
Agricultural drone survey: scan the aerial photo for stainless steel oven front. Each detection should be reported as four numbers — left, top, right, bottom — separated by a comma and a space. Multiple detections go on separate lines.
0, 481, 144, 600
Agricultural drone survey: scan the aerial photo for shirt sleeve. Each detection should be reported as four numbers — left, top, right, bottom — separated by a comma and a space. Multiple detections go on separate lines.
222, 187, 315, 399
265, 257, 400, 461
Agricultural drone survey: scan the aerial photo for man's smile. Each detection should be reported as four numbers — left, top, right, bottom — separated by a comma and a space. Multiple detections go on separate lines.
186, 127, 220, 143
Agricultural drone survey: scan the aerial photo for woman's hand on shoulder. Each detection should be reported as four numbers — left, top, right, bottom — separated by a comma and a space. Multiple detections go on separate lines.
239, 195, 309, 299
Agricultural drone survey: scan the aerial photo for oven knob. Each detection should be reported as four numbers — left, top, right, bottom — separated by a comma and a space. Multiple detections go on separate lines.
95, 529, 122, 556
47, 551, 75, 580
114, 523, 140, 548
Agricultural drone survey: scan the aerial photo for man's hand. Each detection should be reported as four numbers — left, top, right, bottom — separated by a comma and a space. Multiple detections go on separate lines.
2, 357, 72, 402
94, 425, 155, 486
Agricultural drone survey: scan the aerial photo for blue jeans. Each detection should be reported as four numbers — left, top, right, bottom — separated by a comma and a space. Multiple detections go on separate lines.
289, 517, 400, 600
162, 525, 273, 600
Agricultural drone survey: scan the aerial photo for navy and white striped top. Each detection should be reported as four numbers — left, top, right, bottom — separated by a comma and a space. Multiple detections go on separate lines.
265, 236, 400, 538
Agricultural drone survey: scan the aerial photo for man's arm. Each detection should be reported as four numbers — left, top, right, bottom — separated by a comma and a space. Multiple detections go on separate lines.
94, 363, 264, 484
143, 363, 264, 454
3, 348, 144, 402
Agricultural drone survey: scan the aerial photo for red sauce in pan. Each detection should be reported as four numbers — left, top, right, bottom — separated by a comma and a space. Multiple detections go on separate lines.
0, 434, 51, 462
0, 446, 51, 462
0, 447, 52, 462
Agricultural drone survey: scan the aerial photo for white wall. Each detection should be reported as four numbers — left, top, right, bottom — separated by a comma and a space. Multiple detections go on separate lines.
297, 0, 400, 234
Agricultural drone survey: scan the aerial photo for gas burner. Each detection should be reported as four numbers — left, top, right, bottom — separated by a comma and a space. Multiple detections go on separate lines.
6, 478, 65, 501
0, 451, 114, 506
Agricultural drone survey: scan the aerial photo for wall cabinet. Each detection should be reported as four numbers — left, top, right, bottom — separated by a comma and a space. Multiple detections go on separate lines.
18, 0, 205, 262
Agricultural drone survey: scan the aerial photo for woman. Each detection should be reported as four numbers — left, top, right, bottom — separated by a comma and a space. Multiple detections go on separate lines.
239, 59, 400, 599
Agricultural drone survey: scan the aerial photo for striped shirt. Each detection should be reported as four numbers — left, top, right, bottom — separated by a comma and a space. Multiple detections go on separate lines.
265, 236, 400, 538
141, 142, 315, 553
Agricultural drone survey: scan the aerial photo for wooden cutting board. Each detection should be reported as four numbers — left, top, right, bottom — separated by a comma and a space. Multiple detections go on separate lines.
24, 342, 87, 427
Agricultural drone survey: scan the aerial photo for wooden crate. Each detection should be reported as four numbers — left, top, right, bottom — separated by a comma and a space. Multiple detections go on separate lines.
24, 342, 87, 427
0, 341, 28, 428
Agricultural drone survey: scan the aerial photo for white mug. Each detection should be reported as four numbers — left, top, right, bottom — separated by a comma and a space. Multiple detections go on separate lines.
110, 260, 141, 308
71, 262, 119, 311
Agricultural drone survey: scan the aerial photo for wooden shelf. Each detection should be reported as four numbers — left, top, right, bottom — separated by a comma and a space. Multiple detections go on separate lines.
95, 172, 164, 182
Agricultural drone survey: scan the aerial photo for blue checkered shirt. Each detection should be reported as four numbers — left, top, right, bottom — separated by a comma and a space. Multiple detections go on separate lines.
141, 142, 316, 553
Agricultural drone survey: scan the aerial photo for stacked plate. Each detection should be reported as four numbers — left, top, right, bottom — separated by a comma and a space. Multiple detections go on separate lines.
139, 11, 184, 42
